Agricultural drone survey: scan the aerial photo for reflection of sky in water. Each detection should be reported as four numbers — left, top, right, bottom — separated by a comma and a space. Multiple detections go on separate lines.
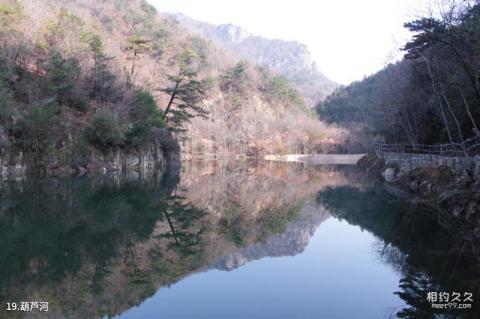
118, 218, 403, 319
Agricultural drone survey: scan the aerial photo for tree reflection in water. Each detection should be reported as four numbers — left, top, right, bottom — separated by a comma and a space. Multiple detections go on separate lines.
317, 185, 480, 318
0, 162, 339, 318
3, 163, 477, 318
0, 172, 210, 318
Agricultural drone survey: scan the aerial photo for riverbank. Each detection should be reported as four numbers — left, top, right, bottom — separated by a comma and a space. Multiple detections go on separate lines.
0, 128, 180, 180
358, 153, 480, 247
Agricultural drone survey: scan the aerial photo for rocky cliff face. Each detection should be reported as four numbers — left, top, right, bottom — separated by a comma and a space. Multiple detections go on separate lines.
172, 13, 338, 107
0, 128, 180, 179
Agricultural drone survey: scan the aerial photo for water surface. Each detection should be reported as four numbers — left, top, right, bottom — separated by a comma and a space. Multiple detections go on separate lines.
0, 162, 477, 318
119, 218, 402, 319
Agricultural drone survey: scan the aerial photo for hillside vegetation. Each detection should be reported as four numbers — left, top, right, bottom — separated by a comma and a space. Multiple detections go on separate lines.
0, 0, 343, 174
317, 1, 480, 150
173, 13, 338, 108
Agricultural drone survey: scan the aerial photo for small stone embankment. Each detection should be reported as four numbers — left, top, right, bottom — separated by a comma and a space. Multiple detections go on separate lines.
358, 153, 480, 240
264, 154, 365, 165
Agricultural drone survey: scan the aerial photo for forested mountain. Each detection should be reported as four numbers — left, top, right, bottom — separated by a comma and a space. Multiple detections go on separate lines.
317, 1, 480, 148
0, 0, 342, 175
172, 13, 338, 107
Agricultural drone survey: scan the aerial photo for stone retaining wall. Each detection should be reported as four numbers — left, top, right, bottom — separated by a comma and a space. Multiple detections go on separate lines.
382, 152, 480, 175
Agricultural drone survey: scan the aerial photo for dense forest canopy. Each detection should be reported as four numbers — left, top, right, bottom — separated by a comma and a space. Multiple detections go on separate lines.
317, 1, 480, 148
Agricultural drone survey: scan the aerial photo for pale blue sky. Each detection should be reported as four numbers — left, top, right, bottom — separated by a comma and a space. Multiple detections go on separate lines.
148, 0, 428, 85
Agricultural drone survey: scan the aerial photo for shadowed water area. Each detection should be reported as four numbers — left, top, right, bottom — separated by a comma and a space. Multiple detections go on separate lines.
0, 162, 478, 318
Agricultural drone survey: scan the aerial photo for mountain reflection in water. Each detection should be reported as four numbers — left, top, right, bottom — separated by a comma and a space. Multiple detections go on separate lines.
0, 162, 477, 318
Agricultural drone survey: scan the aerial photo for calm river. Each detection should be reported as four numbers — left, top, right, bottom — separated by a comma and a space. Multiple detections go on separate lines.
0, 161, 477, 318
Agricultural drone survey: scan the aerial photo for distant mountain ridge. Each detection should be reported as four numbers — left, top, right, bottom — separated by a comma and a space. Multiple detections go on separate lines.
171, 13, 338, 107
